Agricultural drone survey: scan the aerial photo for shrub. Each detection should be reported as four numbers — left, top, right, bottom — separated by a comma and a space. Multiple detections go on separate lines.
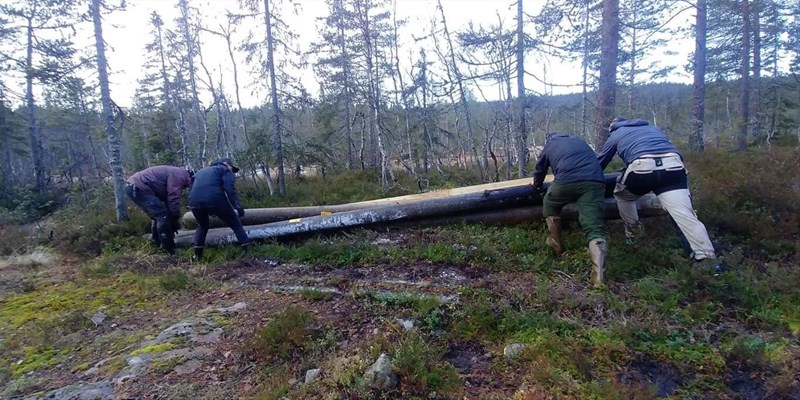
685, 148, 799, 255
251, 306, 313, 362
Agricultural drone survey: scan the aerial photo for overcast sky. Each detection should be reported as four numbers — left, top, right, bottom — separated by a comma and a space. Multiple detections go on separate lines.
9, 0, 695, 108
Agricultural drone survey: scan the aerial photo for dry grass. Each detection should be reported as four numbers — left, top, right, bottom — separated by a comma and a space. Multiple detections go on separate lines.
0, 247, 58, 270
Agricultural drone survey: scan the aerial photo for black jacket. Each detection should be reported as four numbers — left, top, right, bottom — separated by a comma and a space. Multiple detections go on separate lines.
533, 133, 605, 187
188, 159, 242, 210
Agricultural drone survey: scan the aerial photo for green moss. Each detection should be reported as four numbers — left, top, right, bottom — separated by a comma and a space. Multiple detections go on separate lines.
636, 333, 726, 373
151, 355, 186, 374
0, 272, 159, 330
131, 342, 176, 356
97, 356, 126, 377
298, 288, 334, 302
71, 362, 91, 373
11, 347, 60, 377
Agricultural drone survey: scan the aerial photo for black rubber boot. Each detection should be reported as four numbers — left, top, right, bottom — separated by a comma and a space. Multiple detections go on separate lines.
193, 246, 204, 260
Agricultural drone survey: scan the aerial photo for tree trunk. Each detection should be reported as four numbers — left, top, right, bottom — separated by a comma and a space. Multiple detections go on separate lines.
340, 0, 355, 171
580, 1, 590, 139
737, 0, 751, 151
438, 0, 482, 179
0, 85, 13, 186
264, 0, 286, 194
516, 0, 528, 177
25, 17, 46, 192
689, 0, 707, 152
91, 0, 128, 221
595, 0, 620, 149
179, 0, 209, 165
751, 2, 762, 141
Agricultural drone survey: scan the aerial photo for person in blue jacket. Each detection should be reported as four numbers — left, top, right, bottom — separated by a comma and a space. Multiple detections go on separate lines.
597, 118, 721, 273
533, 133, 608, 288
189, 158, 251, 259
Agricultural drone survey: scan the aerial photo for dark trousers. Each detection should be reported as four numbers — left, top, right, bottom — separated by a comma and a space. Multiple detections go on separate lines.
542, 181, 608, 243
125, 184, 176, 252
621, 168, 688, 196
191, 206, 250, 248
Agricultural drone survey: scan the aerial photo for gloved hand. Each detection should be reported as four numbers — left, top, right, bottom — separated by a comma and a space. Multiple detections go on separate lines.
236, 207, 245, 218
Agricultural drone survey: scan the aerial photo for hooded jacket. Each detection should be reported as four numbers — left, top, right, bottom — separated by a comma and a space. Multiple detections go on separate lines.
597, 119, 682, 169
126, 166, 192, 216
532, 133, 605, 187
188, 159, 243, 210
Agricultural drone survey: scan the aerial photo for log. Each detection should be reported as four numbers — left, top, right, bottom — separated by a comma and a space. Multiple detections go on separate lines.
174, 175, 629, 248
396, 194, 664, 228
181, 174, 620, 228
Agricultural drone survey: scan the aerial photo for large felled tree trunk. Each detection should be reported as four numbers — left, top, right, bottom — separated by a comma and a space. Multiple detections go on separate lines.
595, 0, 620, 149
91, 0, 128, 221
689, 0, 707, 152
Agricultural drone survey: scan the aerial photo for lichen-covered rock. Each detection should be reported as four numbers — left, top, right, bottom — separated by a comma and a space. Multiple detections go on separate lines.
304, 368, 321, 384
362, 353, 398, 390
503, 343, 526, 359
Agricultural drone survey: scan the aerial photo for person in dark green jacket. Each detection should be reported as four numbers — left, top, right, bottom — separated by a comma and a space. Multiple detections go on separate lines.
533, 133, 608, 288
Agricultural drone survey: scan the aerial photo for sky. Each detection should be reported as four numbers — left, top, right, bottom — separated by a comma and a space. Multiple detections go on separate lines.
6, 0, 695, 109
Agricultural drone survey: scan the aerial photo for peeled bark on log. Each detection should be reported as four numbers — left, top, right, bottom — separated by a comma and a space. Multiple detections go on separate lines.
174, 175, 626, 247
182, 174, 620, 228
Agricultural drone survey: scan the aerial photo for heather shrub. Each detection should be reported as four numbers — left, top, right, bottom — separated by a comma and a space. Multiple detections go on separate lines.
685, 148, 799, 255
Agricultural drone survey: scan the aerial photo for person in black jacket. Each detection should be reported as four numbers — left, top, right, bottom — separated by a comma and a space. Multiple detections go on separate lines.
533, 133, 608, 288
189, 158, 251, 259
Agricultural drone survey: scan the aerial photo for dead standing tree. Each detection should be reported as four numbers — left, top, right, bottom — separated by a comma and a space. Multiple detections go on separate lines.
90, 0, 128, 221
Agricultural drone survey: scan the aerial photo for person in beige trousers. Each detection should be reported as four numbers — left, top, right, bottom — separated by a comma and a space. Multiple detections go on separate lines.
597, 118, 722, 274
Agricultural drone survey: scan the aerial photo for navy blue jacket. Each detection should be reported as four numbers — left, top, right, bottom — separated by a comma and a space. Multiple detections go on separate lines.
532, 133, 605, 187
597, 119, 682, 169
189, 159, 242, 210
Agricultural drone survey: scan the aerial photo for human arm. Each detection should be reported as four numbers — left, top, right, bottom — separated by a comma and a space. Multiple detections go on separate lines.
596, 135, 618, 170
531, 146, 550, 189
221, 169, 244, 213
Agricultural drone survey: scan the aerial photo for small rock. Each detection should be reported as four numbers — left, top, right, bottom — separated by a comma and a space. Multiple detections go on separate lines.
217, 302, 247, 315
90, 310, 107, 326
372, 328, 379, 335
174, 359, 201, 375
362, 353, 398, 390
305, 368, 321, 384
288, 378, 298, 386
503, 343, 526, 359
394, 318, 414, 331
262, 258, 281, 267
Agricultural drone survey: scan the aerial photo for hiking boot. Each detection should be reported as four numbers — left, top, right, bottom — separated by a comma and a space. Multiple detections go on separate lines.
545, 216, 564, 256
695, 257, 724, 276
240, 242, 254, 257
588, 238, 608, 289
193, 246, 204, 261
623, 222, 645, 246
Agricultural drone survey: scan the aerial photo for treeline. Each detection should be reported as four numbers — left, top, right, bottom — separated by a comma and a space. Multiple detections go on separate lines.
1, 0, 799, 220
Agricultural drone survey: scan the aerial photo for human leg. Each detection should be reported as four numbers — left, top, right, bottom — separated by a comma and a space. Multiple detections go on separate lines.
656, 188, 716, 260
543, 183, 578, 256
191, 208, 211, 259
575, 181, 608, 288
213, 207, 251, 247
